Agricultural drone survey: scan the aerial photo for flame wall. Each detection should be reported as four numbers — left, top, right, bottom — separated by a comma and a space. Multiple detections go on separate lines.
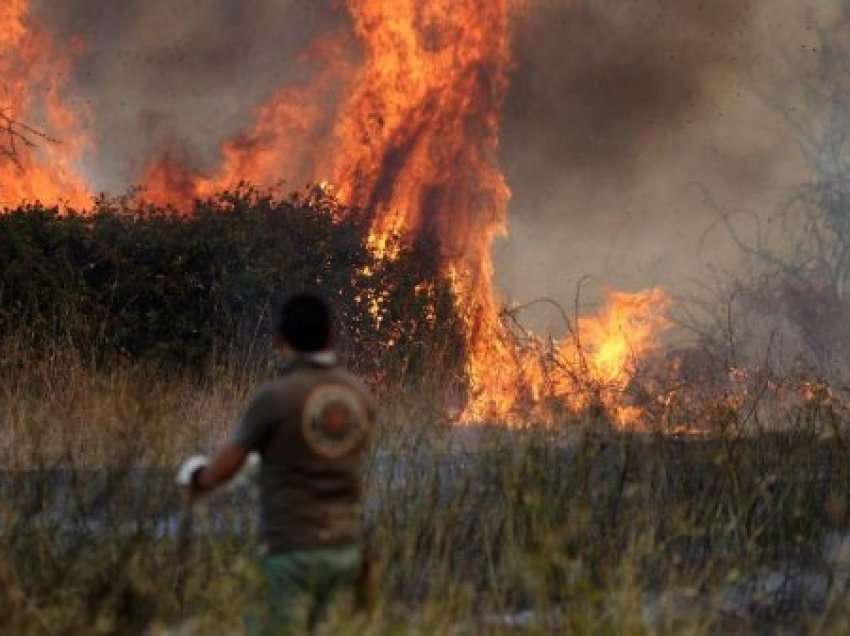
4, 0, 836, 422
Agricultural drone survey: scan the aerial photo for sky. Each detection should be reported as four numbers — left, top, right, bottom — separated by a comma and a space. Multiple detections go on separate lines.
31, 0, 835, 322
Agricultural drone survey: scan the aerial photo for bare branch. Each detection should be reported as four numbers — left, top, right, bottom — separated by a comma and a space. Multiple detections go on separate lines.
0, 107, 58, 170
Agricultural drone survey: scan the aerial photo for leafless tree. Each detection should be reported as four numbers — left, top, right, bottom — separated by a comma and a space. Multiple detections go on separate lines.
693, 5, 850, 372
0, 107, 56, 170
782, 5, 850, 303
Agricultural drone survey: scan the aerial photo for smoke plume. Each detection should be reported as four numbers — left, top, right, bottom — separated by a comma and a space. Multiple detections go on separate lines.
505, 0, 757, 196
28, 1, 823, 313
495, 0, 820, 315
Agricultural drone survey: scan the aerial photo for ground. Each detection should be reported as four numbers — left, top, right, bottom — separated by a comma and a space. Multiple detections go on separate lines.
3, 345, 850, 635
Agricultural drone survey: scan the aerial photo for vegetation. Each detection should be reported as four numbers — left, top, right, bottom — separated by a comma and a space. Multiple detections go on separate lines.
4, 188, 850, 634
3, 334, 850, 634
0, 187, 466, 380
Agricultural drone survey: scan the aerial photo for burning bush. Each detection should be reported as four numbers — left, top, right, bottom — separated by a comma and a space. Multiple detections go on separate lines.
0, 186, 467, 386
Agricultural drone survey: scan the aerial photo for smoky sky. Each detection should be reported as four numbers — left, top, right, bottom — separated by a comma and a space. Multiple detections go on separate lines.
503, 0, 759, 220
31, 0, 819, 316
33, 0, 350, 189
493, 0, 819, 315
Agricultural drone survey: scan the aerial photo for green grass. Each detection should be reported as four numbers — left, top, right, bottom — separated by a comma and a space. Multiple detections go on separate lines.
3, 338, 850, 635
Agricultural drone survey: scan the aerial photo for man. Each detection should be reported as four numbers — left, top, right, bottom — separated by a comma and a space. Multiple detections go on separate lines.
177, 292, 375, 635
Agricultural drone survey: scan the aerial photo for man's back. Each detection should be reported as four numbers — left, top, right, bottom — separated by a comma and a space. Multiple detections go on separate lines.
232, 355, 375, 554
178, 293, 374, 634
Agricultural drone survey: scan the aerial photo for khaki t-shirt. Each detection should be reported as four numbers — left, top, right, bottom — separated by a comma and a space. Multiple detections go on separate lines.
231, 353, 375, 553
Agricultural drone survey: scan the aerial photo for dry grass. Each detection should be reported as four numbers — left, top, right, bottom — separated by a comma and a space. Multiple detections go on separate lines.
3, 336, 850, 634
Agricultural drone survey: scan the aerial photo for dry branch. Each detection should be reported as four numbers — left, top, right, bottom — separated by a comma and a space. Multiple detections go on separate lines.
0, 108, 57, 170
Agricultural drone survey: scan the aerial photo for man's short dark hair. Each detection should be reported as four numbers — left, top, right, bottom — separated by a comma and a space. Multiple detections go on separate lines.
274, 292, 333, 352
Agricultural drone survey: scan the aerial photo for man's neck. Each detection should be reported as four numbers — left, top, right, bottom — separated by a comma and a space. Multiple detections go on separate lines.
280, 350, 337, 373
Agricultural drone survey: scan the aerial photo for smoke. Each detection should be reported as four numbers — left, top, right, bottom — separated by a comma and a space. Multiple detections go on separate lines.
495, 0, 820, 318
504, 0, 757, 194
31, 0, 350, 191
29, 0, 825, 321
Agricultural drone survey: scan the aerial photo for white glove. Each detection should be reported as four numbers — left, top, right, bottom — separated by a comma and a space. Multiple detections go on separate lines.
227, 452, 261, 491
176, 455, 210, 490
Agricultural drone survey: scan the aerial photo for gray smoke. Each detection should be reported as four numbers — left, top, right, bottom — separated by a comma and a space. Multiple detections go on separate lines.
504, 0, 759, 203
33, 0, 347, 191
495, 0, 821, 323
32, 0, 825, 327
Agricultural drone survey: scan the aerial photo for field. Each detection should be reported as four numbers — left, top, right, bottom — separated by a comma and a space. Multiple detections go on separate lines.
3, 199, 850, 635
4, 0, 850, 632
5, 340, 850, 634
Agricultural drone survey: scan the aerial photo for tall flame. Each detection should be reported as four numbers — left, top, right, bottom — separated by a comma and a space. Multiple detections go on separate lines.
4, 0, 671, 425
324, 0, 670, 424
326, 0, 533, 421
0, 0, 90, 208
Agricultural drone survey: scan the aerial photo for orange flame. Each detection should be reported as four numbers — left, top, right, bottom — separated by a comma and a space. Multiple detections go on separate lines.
324, 0, 671, 424
0, 0, 90, 209
574, 289, 671, 388
559, 289, 671, 425
462, 289, 671, 425
325, 0, 517, 419
4, 0, 672, 425
140, 30, 357, 209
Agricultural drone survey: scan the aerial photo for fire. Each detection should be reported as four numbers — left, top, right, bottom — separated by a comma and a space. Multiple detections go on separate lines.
323, 0, 671, 424
4, 0, 673, 425
326, 0, 519, 419
558, 289, 671, 425
461, 289, 671, 425
140, 30, 357, 209
575, 289, 671, 388
0, 0, 90, 209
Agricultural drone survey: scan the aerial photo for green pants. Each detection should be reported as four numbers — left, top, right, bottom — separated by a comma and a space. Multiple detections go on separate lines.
248, 544, 362, 636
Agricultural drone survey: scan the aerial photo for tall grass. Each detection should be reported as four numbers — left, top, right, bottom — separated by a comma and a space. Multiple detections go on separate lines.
3, 334, 850, 635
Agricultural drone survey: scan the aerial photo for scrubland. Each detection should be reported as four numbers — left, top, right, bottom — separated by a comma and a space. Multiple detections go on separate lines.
4, 336, 850, 636
3, 196, 850, 634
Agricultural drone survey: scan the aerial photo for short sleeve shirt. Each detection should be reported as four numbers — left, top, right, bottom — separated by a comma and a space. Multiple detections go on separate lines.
231, 353, 375, 553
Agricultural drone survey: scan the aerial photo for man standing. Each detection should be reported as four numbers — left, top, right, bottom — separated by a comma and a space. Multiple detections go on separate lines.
177, 292, 375, 635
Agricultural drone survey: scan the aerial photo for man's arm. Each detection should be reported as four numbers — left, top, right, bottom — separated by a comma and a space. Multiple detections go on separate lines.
192, 442, 248, 493
177, 383, 277, 495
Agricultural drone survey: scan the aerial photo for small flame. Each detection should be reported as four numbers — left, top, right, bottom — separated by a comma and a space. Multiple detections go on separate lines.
578, 289, 671, 387
463, 288, 671, 425
0, 0, 90, 209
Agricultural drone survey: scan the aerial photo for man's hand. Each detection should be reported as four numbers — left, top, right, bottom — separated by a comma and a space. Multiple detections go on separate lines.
176, 455, 210, 493
177, 443, 250, 495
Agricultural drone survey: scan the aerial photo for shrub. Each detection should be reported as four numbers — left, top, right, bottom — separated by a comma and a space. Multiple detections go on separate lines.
0, 186, 466, 385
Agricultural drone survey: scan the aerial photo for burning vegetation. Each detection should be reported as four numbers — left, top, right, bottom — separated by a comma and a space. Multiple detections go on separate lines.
0, 0, 681, 427
0, 0, 89, 208
8, 3, 850, 635
3, 0, 848, 432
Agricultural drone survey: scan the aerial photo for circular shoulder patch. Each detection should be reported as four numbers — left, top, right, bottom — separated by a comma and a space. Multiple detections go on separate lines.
302, 384, 368, 459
